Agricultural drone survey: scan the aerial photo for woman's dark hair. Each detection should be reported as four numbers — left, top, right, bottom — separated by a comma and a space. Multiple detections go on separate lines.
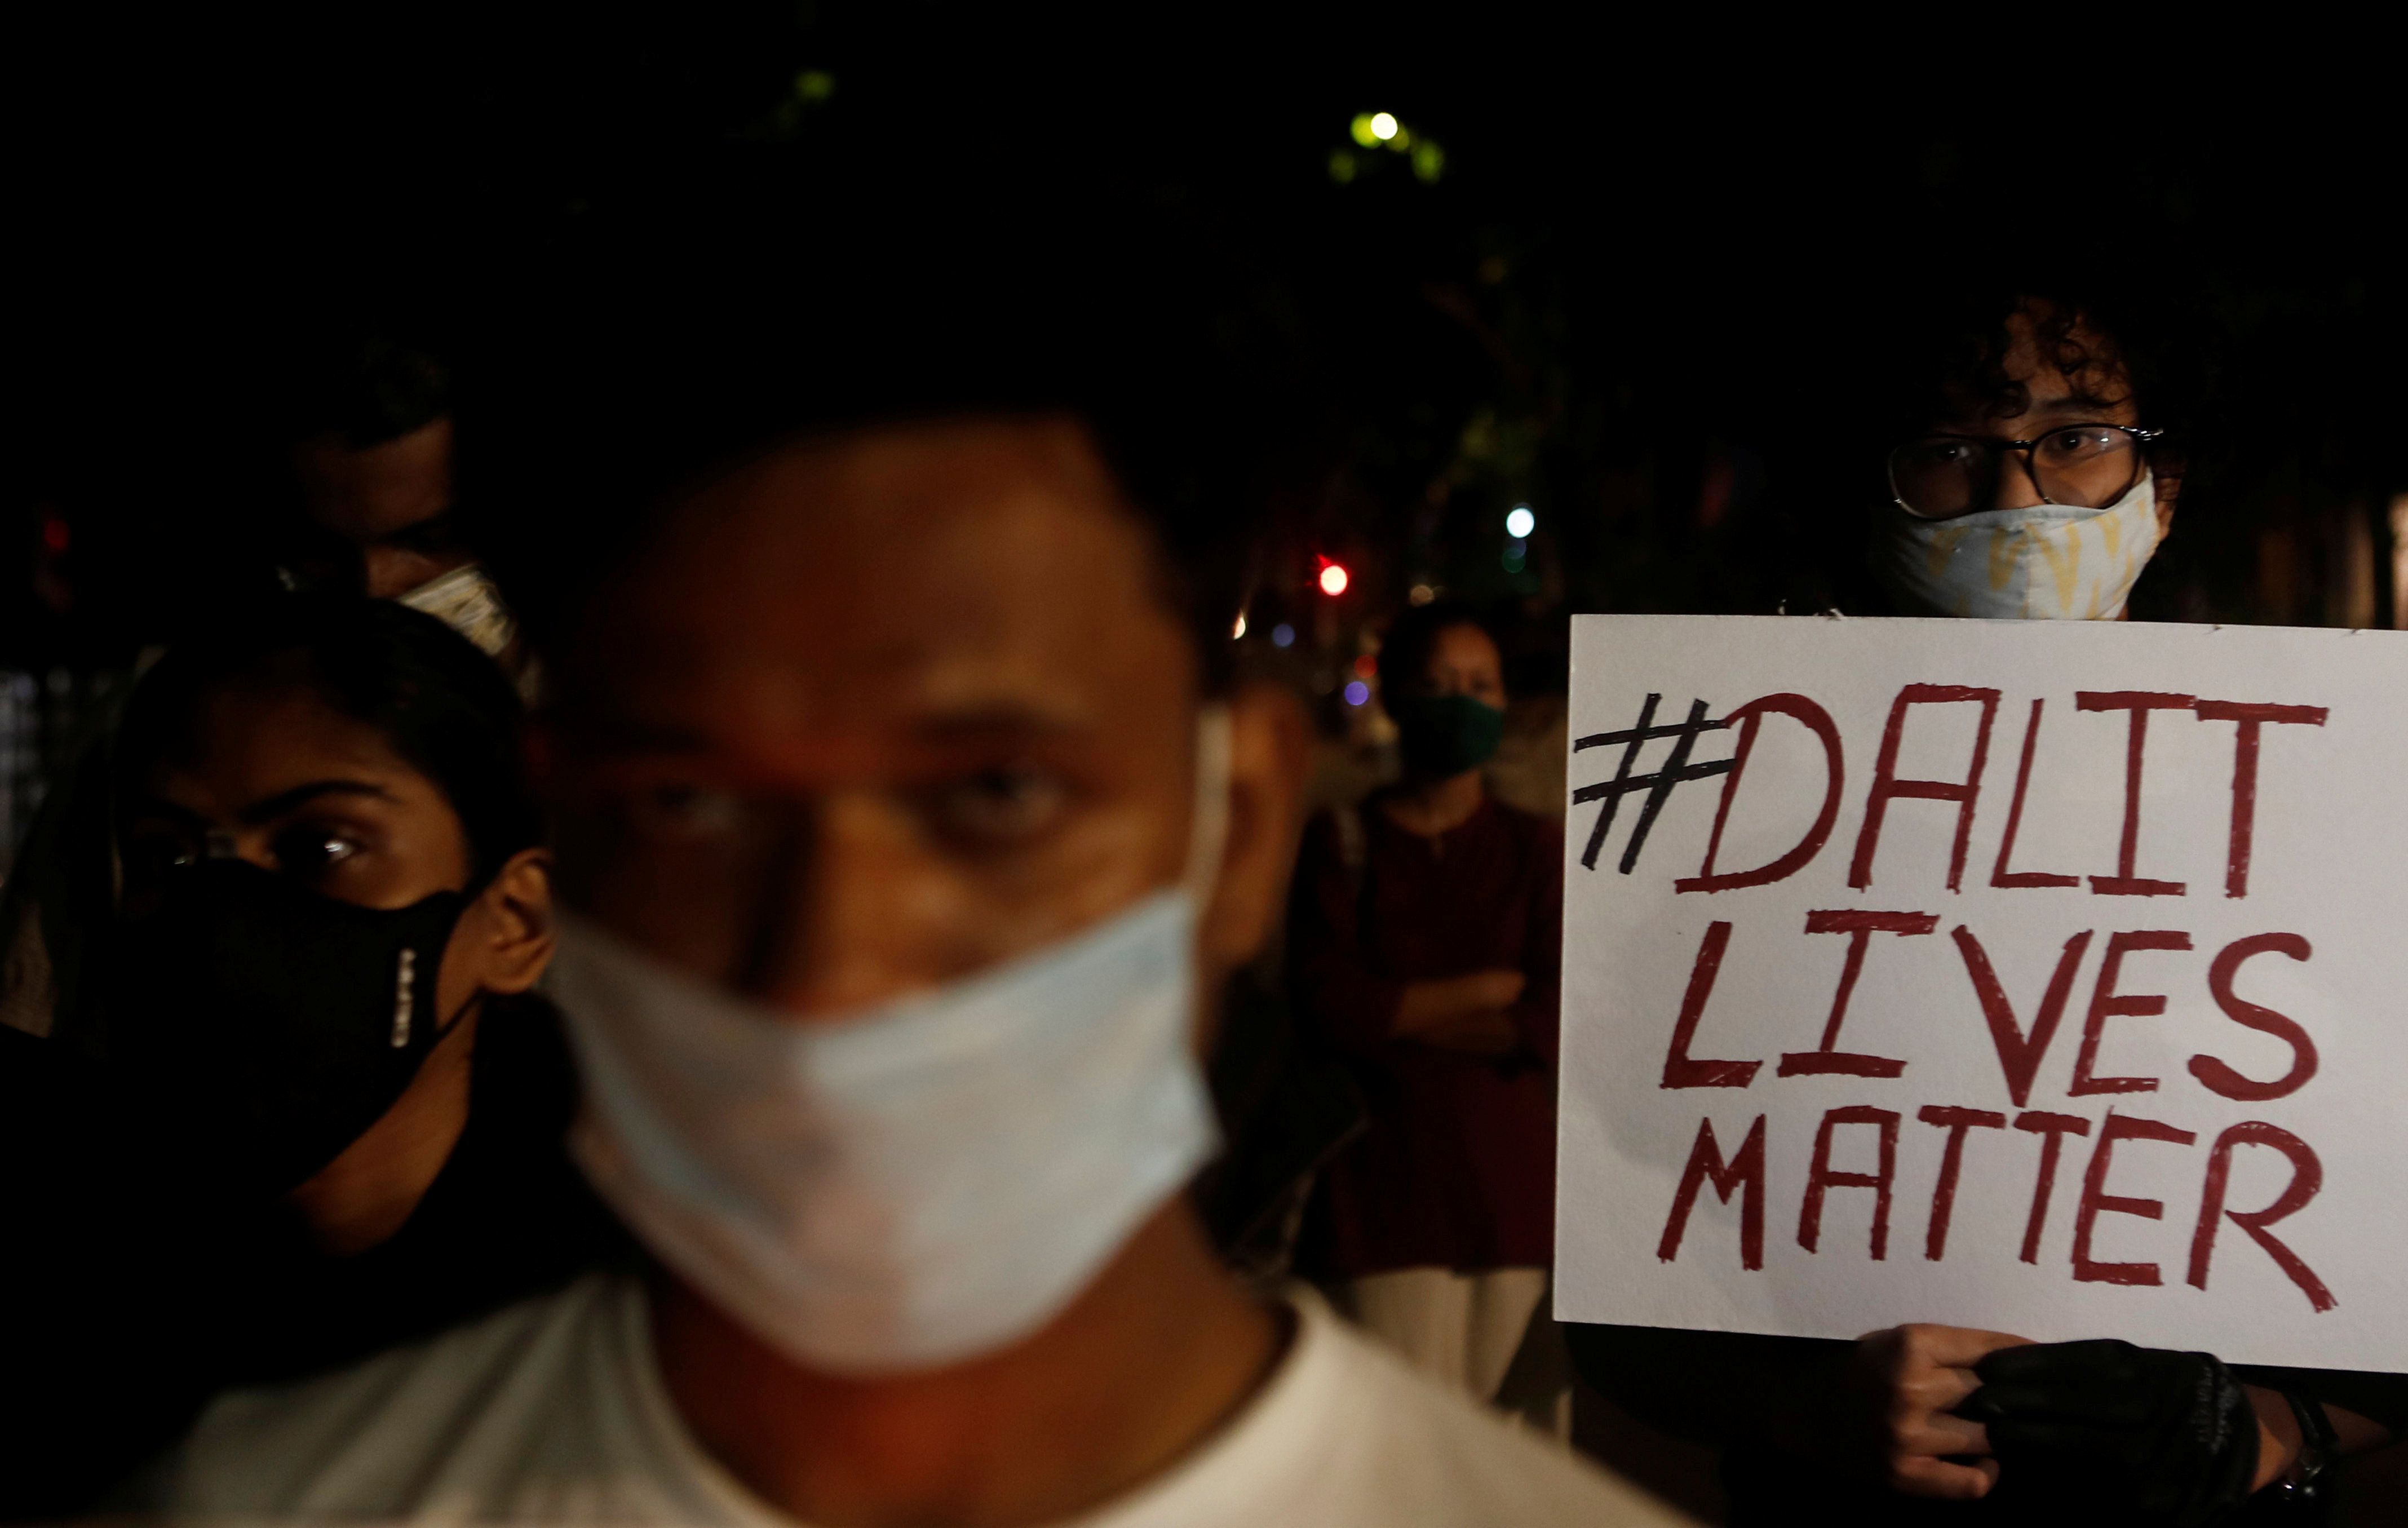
114, 596, 540, 883
1376, 600, 1499, 701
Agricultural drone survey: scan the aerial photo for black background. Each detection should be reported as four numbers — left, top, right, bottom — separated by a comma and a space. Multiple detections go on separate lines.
12, 7, 2404, 667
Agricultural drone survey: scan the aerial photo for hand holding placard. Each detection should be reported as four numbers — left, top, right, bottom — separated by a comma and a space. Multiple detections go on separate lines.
1555, 617, 2408, 1372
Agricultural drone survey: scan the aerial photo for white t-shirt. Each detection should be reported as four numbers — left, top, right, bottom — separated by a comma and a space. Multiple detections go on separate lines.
144, 1272, 1689, 1527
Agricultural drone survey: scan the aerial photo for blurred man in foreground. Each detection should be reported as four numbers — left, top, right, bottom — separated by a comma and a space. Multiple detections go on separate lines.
138, 198, 1684, 1526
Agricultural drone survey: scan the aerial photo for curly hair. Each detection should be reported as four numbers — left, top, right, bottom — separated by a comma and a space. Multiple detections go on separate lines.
1930, 295, 2133, 420
1870, 278, 2186, 441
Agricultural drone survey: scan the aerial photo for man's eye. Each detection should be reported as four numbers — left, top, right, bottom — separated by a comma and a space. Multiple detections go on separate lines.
928, 767, 1069, 846
625, 782, 747, 844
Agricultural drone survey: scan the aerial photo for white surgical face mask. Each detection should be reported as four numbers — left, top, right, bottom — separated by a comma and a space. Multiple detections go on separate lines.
1879, 473, 2161, 620
548, 708, 1232, 1375
396, 562, 520, 658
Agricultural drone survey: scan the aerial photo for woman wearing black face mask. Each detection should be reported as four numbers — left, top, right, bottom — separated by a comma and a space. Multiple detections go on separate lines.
0, 596, 622, 1520
1285, 601, 1568, 1431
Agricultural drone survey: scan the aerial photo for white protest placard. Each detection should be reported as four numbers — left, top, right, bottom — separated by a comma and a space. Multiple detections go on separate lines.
1553, 615, 2408, 1371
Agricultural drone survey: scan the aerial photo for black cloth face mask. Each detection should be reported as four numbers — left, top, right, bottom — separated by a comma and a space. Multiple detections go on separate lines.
1391, 693, 1506, 777
108, 858, 473, 1201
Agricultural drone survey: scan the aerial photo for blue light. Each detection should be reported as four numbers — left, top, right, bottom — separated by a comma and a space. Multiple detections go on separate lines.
1344, 680, 1370, 706
1502, 538, 1527, 573
1505, 504, 1535, 539
1272, 623, 1296, 649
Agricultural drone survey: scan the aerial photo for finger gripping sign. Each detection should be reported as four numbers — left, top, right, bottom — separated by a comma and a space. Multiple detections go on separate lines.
1554, 615, 2408, 1370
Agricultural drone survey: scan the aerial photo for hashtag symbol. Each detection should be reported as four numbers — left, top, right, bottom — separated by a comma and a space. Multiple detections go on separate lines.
1573, 695, 1733, 874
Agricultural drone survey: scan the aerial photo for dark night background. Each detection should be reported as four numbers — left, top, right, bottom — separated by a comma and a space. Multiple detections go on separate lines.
10, 10, 2403, 703
6, 16, 2407, 1518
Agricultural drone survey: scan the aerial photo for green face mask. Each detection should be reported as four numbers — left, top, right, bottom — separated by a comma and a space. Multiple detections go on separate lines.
1391, 693, 1505, 777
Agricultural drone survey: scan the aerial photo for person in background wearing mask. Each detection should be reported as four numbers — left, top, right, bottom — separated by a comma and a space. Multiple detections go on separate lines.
1285, 600, 1569, 1431
1569, 294, 2407, 1526
134, 194, 1686, 1526
0, 337, 526, 1076
280, 335, 523, 668
1872, 295, 2176, 623
0, 598, 619, 1519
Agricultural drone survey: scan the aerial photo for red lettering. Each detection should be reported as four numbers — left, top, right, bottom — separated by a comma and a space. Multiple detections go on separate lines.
1660, 922, 1759, 1088
1657, 1115, 1768, 1270
2013, 1111, 2093, 1264
1848, 684, 2002, 892
2189, 933, 2318, 1102
1778, 911, 1936, 1079
1677, 694, 1847, 894
2187, 1122, 2334, 1313
1954, 925, 2094, 1109
2193, 701, 2328, 900
1799, 1106, 1901, 1260
1918, 1105, 2007, 1261
2069, 930, 2190, 1096
2071, 1110, 2197, 1286
1989, 698, 2080, 889
2074, 690, 2195, 896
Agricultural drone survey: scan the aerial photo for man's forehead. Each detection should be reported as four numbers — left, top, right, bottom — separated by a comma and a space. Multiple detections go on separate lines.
647, 418, 1147, 600
577, 651, 1108, 752
558, 417, 1193, 760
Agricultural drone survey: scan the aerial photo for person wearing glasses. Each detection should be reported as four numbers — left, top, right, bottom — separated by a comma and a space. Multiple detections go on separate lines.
1569, 295, 2406, 1525
1876, 309, 2172, 621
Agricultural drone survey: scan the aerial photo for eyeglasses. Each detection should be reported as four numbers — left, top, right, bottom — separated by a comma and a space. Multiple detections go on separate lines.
1887, 423, 2163, 521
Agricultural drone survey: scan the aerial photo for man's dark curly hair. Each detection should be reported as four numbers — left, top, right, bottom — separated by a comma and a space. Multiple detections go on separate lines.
1880, 287, 2176, 442
1938, 298, 2131, 418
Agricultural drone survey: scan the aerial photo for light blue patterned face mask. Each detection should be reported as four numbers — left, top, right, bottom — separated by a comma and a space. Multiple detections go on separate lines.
549, 711, 1230, 1375
1880, 474, 2160, 620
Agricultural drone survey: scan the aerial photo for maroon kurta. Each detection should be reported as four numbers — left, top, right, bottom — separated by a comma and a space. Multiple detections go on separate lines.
1287, 792, 1561, 1277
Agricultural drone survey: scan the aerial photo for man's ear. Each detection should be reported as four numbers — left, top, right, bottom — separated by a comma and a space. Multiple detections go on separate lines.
1197, 678, 1313, 977
2152, 464, 2181, 542
470, 848, 557, 996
